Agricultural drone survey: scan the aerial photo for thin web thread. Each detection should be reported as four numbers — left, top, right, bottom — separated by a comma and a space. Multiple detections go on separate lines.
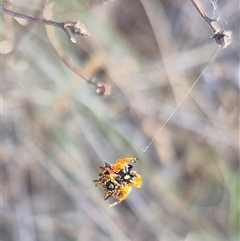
210, 0, 226, 28
141, 46, 223, 154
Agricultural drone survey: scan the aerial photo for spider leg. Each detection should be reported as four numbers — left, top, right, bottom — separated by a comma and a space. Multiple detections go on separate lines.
109, 200, 121, 207
109, 185, 132, 207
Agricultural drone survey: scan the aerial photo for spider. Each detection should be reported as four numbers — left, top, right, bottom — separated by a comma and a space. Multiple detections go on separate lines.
93, 157, 142, 207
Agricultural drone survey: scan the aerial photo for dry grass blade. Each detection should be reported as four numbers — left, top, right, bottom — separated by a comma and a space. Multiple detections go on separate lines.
2, 0, 239, 240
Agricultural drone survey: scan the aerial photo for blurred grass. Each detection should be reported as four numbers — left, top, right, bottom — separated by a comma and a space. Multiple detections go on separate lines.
2, 0, 239, 240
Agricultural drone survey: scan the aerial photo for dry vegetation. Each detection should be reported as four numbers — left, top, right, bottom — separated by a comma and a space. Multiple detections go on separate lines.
2, 0, 239, 240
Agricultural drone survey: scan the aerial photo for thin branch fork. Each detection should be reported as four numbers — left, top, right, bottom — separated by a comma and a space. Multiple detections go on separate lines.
1, 4, 111, 95
190, 0, 232, 48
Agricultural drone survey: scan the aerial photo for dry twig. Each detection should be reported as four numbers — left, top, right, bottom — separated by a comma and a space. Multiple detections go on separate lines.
190, 0, 232, 48
0, 5, 89, 43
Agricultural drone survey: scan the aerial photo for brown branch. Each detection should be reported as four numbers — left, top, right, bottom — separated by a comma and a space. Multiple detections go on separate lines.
0, 5, 89, 43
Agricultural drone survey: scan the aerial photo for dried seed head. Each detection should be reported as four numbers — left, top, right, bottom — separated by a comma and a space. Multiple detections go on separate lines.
95, 83, 111, 96
212, 30, 232, 48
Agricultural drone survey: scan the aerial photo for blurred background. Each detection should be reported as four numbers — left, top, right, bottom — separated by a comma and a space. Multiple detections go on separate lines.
1, 0, 239, 240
